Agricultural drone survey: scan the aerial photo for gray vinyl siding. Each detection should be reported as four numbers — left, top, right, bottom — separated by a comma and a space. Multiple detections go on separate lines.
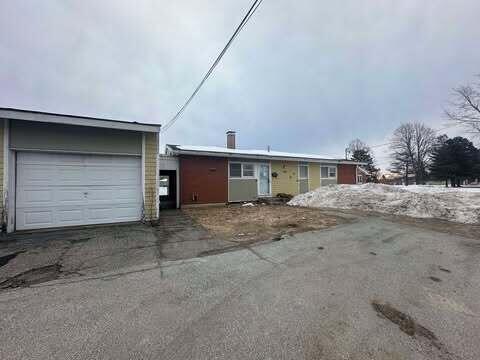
10, 120, 142, 155
229, 179, 258, 202
320, 178, 337, 186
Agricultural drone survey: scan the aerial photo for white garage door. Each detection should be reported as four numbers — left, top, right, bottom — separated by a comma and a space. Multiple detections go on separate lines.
16, 152, 142, 230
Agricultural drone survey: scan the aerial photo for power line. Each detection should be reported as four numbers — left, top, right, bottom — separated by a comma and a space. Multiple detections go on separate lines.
161, 0, 264, 133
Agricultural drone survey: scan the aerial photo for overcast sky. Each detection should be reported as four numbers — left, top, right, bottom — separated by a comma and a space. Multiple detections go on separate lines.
1, 0, 479, 170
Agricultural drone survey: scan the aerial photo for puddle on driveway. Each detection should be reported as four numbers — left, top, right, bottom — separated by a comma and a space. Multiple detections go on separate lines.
0, 251, 25, 268
0, 264, 62, 289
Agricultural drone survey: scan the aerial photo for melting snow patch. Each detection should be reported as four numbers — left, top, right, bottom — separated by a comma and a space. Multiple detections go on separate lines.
288, 184, 480, 224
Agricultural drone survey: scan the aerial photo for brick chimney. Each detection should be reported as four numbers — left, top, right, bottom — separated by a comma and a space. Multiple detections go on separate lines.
226, 131, 236, 149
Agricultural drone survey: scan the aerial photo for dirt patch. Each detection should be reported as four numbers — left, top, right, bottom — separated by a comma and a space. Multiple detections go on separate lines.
0, 251, 25, 268
184, 205, 341, 244
371, 300, 441, 349
0, 264, 62, 289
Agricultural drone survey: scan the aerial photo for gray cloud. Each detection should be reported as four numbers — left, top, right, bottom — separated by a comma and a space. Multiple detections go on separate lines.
1, 0, 480, 169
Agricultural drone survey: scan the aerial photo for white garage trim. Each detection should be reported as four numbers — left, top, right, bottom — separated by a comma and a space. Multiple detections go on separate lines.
15, 152, 142, 231
3, 120, 9, 231
0, 108, 161, 133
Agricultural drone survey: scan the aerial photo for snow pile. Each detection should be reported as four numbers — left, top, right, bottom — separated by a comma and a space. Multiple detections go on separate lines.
288, 184, 480, 224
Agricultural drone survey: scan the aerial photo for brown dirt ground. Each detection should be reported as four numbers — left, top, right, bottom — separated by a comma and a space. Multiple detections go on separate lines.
184, 204, 343, 244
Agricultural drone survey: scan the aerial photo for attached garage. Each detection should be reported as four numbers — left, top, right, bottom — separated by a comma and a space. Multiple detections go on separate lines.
0, 108, 161, 233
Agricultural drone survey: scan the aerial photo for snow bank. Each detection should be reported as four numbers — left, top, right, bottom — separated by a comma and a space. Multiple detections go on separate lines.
288, 184, 480, 224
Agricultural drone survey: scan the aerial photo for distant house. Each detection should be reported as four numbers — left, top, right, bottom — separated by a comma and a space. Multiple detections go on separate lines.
380, 173, 416, 186
159, 131, 366, 208
356, 167, 370, 184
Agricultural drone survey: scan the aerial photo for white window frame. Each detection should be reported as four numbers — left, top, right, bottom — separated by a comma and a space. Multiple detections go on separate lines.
228, 162, 255, 179
242, 163, 255, 178
321, 166, 337, 179
229, 162, 243, 178
298, 163, 309, 180
357, 174, 364, 184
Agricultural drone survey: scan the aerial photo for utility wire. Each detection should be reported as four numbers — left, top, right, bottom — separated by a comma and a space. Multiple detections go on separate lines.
161, 0, 264, 133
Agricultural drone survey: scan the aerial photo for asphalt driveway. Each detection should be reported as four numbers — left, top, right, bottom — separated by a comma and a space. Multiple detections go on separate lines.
0, 211, 479, 359
0, 210, 234, 289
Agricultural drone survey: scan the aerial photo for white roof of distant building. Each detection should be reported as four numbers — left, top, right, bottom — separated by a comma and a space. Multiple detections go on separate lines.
166, 144, 366, 165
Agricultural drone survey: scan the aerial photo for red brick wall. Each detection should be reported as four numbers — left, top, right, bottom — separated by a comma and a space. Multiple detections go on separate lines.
179, 155, 228, 205
338, 164, 357, 184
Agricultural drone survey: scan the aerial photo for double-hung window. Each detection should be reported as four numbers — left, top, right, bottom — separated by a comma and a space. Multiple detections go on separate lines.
242, 163, 255, 177
321, 166, 337, 179
229, 163, 242, 178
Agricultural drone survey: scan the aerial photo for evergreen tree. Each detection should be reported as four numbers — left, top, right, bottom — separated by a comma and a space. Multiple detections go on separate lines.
430, 136, 478, 187
351, 149, 379, 182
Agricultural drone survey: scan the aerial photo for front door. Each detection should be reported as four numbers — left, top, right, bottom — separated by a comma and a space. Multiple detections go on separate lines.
258, 164, 270, 196
159, 170, 177, 210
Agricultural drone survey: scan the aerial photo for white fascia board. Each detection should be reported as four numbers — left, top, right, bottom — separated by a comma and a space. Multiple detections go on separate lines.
168, 148, 366, 165
0, 109, 161, 133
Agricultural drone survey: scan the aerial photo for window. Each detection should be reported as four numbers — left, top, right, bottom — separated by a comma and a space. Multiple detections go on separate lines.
321, 166, 328, 178
321, 166, 337, 179
229, 163, 242, 178
299, 164, 308, 179
357, 175, 364, 184
242, 163, 255, 177
329, 167, 337, 178
230, 162, 255, 178
159, 176, 169, 196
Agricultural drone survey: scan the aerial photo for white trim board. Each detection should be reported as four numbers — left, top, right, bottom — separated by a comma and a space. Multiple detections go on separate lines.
0, 109, 161, 133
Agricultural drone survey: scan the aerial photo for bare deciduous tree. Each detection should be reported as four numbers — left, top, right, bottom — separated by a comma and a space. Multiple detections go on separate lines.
390, 122, 435, 185
347, 138, 370, 154
446, 76, 480, 135
390, 124, 415, 185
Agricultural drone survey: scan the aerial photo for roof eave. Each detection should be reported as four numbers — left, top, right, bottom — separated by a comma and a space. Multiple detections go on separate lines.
0, 108, 161, 133
166, 146, 366, 165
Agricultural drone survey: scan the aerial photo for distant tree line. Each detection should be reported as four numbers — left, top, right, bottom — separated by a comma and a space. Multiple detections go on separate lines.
387, 122, 479, 187
348, 75, 480, 187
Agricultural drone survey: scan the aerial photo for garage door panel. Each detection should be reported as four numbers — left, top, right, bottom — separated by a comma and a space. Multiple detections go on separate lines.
17, 209, 54, 228
87, 207, 114, 220
115, 188, 142, 201
114, 205, 143, 220
19, 188, 54, 204
56, 166, 85, 184
16, 152, 142, 230
17, 165, 54, 187
56, 189, 87, 204
57, 209, 84, 223
86, 189, 115, 202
